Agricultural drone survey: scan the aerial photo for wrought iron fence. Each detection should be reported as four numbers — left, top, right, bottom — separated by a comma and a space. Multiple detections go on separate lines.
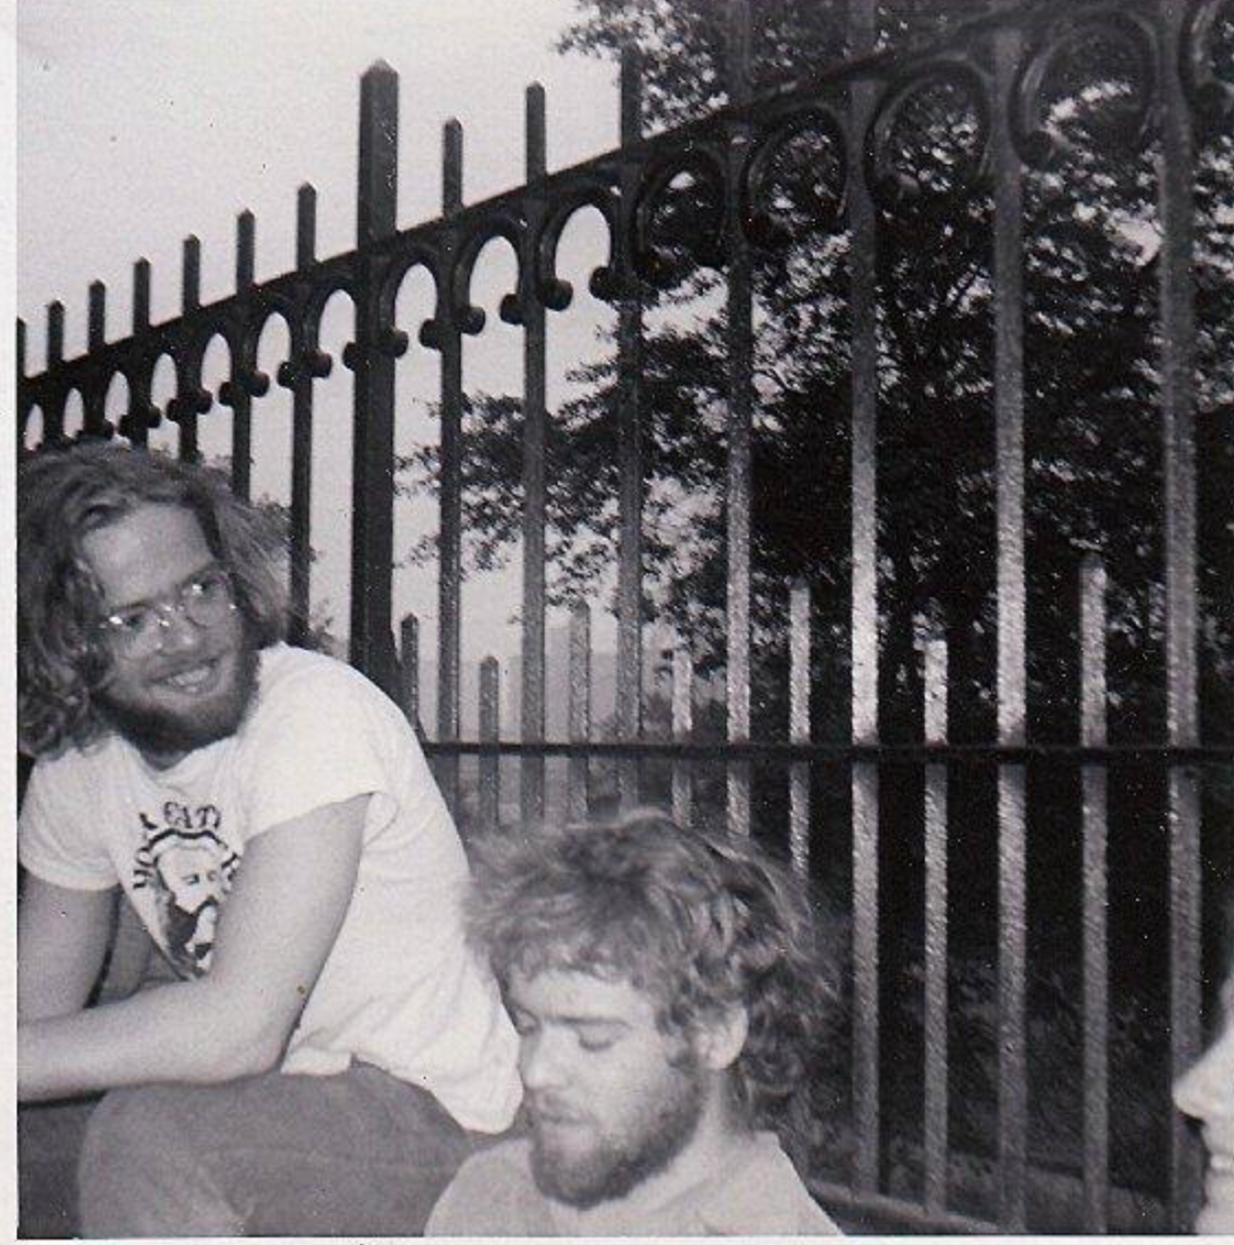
18, 0, 1233, 1232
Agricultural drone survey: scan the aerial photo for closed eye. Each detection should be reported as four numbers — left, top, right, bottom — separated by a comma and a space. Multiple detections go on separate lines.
574, 1023, 624, 1052
578, 1036, 616, 1053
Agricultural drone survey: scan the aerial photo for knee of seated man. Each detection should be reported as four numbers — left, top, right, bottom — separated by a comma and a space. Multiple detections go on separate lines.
79, 1085, 203, 1193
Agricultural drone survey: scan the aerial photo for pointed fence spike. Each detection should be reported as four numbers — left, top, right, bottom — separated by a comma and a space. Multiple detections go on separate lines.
134, 259, 151, 331
526, 84, 546, 182
47, 302, 64, 366
358, 63, 399, 247
237, 210, 256, 290
88, 281, 107, 352
297, 184, 317, 269
182, 236, 201, 311
620, 47, 643, 145
443, 119, 463, 217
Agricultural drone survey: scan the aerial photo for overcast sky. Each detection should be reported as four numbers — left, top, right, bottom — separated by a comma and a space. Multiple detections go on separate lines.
16, 1, 625, 677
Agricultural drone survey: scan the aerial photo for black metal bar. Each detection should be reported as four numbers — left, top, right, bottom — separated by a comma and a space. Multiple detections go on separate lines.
789, 579, 811, 874
671, 631, 694, 829
1158, 1, 1203, 1229
1080, 554, 1110, 1232
177, 236, 201, 461
287, 185, 318, 645
45, 302, 64, 441
85, 281, 108, 435
725, 0, 754, 838
17, 318, 27, 456
134, 259, 151, 332
128, 261, 151, 447
923, 635, 949, 1216
848, 0, 880, 1197
230, 210, 256, 500
348, 62, 400, 698
992, 22, 1028, 1230
615, 47, 644, 812
420, 739, 1234, 763
567, 603, 591, 821
479, 656, 500, 831
436, 117, 465, 815
88, 282, 105, 352
521, 82, 548, 827
809, 1177, 1000, 1237
400, 612, 421, 733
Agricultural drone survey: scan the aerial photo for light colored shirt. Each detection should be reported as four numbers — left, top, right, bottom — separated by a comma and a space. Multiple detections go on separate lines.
1174, 972, 1234, 1234
426, 1131, 842, 1236
20, 642, 522, 1133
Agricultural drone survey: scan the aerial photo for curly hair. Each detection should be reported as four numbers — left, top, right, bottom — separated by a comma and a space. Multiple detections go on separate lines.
18, 443, 287, 756
466, 809, 837, 1137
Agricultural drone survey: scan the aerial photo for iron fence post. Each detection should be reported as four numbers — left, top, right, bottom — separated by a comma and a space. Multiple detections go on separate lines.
349, 61, 401, 698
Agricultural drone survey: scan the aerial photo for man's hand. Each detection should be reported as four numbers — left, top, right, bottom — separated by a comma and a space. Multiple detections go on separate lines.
18, 794, 368, 1102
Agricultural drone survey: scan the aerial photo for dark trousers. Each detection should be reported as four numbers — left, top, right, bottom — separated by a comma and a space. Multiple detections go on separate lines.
22, 1064, 473, 1237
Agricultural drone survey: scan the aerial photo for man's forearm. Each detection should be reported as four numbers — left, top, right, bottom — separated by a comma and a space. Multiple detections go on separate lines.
18, 978, 285, 1102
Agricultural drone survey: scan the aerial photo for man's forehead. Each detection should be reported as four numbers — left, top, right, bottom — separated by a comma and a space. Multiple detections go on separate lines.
82, 503, 212, 602
507, 965, 657, 1023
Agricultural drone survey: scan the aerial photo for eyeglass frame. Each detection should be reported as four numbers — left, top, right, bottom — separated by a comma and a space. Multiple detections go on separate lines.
95, 564, 239, 658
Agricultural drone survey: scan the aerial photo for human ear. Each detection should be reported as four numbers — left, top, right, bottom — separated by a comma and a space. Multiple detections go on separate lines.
695, 1005, 749, 1071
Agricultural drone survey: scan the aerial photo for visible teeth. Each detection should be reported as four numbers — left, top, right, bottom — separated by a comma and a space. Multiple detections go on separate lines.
164, 665, 213, 691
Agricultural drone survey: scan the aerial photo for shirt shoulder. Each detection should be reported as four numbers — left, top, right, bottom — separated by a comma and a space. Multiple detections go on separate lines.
426, 1138, 551, 1237
251, 642, 389, 709
694, 1134, 842, 1236
19, 736, 131, 889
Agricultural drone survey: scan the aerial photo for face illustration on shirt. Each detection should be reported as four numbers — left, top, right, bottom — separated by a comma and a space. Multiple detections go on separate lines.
83, 503, 258, 768
158, 841, 221, 914
135, 817, 239, 977
508, 967, 707, 1209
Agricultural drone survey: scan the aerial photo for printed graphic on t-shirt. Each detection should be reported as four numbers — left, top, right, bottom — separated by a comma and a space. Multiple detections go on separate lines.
132, 802, 241, 977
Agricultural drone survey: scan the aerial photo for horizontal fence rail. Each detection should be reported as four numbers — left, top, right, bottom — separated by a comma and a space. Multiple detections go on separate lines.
18, 0, 1233, 1233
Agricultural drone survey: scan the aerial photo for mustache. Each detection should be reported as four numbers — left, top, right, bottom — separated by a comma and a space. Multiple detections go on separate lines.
526, 1094, 589, 1124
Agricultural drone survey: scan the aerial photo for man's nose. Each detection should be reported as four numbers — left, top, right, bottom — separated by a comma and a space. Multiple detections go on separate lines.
519, 1031, 568, 1092
155, 605, 207, 653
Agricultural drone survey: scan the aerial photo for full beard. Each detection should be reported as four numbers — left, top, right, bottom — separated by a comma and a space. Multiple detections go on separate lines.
529, 1058, 706, 1209
100, 634, 260, 760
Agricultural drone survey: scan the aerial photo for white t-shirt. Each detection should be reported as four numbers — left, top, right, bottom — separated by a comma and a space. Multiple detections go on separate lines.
19, 642, 522, 1134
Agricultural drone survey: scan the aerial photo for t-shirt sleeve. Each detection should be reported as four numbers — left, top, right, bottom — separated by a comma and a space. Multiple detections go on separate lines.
425, 1148, 528, 1236
18, 758, 118, 891
423, 1163, 478, 1236
240, 660, 399, 838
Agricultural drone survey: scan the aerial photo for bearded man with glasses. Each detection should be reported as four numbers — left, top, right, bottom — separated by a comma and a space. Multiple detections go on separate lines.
16, 442, 522, 1237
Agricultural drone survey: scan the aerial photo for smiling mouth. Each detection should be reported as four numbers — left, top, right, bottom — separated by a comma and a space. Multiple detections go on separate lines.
158, 660, 222, 694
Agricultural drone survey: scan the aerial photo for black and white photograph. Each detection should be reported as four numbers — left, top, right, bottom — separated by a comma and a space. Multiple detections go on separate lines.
12, 0, 1234, 1236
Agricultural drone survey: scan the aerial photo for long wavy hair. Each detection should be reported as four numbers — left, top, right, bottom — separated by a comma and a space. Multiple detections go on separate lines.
18, 443, 287, 756
466, 809, 837, 1140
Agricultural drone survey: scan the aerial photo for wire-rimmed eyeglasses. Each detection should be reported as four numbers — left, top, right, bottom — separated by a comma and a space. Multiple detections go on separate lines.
96, 566, 238, 659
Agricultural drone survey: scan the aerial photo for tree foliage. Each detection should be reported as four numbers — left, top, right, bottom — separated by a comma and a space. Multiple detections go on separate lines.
400, 0, 1233, 750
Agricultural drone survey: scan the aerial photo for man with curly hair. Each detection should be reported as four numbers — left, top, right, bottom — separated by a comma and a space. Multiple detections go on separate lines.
426, 809, 841, 1236
17, 443, 521, 1237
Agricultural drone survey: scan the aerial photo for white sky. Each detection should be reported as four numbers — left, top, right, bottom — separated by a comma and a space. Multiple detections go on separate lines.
15, 0, 626, 682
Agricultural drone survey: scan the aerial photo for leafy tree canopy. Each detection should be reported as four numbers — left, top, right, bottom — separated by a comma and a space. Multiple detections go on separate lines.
400, 0, 1233, 746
